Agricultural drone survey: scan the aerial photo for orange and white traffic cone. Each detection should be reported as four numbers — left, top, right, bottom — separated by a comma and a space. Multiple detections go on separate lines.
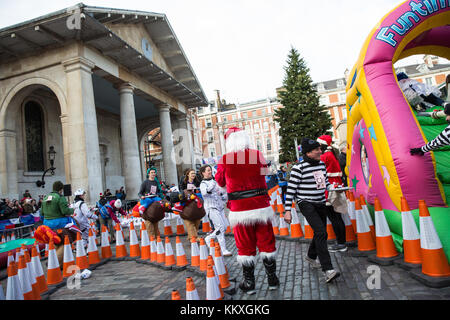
6, 261, 24, 300
24, 250, 40, 300
176, 216, 186, 235
18, 255, 34, 300
75, 232, 89, 271
101, 225, 112, 259
185, 277, 200, 300
199, 237, 209, 272
115, 224, 128, 258
360, 195, 375, 241
44, 243, 49, 258
202, 215, 212, 233
156, 236, 165, 264
150, 236, 157, 262
164, 237, 176, 267
10, 232, 16, 241
276, 189, 284, 213
87, 229, 101, 265
395, 197, 422, 270
171, 289, 181, 300
290, 207, 304, 239
31, 246, 47, 294
279, 213, 289, 236
7, 251, 14, 268
351, 198, 376, 257
303, 217, 314, 241
368, 197, 399, 265
326, 217, 337, 242
206, 264, 222, 300
163, 216, 173, 237
46, 239, 63, 286
1, 234, 5, 244
190, 236, 200, 268
409, 200, 450, 288
341, 206, 357, 247
175, 236, 188, 268
214, 243, 230, 290
207, 255, 223, 299
129, 222, 141, 258
140, 222, 151, 260
208, 237, 216, 257
62, 235, 75, 278
348, 191, 357, 234
271, 214, 280, 235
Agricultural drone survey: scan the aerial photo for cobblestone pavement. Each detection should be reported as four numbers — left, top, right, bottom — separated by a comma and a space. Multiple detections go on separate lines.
2, 219, 450, 301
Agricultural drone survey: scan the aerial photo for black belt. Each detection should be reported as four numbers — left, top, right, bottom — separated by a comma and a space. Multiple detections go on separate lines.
228, 189, 268, 201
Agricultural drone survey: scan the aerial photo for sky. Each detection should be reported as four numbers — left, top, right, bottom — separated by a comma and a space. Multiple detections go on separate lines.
0, 0, 443, 104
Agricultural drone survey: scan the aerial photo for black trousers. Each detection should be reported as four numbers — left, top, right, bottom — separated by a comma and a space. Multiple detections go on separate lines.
325, 205, 346, 245
298, 201, 333, 271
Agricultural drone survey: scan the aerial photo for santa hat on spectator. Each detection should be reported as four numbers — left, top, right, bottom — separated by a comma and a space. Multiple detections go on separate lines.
317, 135, 333, 150
224, 127, 251, 153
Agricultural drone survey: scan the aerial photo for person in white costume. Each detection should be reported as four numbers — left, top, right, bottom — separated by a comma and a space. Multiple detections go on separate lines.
199, 165, 232, 256
72, 188, 98, 247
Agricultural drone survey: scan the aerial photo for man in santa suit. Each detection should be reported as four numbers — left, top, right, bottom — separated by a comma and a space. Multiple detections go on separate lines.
317, 135, 347, 252
215, 127, 279, 294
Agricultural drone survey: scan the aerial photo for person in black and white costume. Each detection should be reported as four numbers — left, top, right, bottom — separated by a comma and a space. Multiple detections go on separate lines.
283, 138, 340, 283
199, 164, 232, 256
73, 188, 98, 247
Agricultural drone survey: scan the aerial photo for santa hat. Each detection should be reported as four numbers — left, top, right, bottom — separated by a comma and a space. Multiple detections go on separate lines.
225, 127, 251, 153
317, 135, 332, 150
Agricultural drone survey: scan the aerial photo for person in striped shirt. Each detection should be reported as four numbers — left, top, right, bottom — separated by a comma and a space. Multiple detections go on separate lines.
410, 104, 450, 156
284, 138, 341, 283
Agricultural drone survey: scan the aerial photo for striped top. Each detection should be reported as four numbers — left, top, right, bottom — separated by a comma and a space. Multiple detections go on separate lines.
284, 160, 330, 211
421, 125, 450, 153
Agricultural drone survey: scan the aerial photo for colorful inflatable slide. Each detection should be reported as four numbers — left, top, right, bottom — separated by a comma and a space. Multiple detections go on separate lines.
345, 1, 450, 259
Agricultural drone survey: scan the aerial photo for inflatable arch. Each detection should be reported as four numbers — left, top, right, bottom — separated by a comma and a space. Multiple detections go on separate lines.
345, 1, 450, 259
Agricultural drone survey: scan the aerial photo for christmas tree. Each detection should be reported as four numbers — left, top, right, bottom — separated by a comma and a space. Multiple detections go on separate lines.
274, 47, 332, 162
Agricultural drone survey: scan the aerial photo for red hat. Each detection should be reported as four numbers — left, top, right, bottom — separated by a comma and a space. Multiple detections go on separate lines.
224, 127, 242, 140
317, 135, 332, 147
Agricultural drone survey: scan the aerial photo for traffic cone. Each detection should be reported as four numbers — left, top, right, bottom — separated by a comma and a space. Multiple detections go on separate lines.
199, 237, 209, 272
272, 214, 280, 235
140, 222, 151, 260
214, 243, 230, 289
164, 237, 176, 267
175, 236, 188, 267
360, 194, 375, 241
206, 264, 222, 300
279, 213, 289, 236
24, 250, 40, 300
190, 236, 200, 267
129, 222, 141, 258
409, 200, 450, 288
171, 289, 181, 300
10, 232, 15, 241
7, 251, 14, 268
304, 217, 314, 240
351, 198, 376, 256
115, 224, 128, 258
44, 243, 49, 258
156, 236, 165, 264
176, 216, 186, 235
276, 189, 284, 213
46, 239, 63, 285
1, 234, 5, 244
348, 191, 357, 234
101, 225, 112, 259
62, 235, 75, 278
202, 215, 212, 233
290, 207, 304, 238
226, 225, 232, 234
31, 247, 47, 294
150, 236, 157, 262
326, 217, 337, 241
163, 217, 173, 236
185, 277, 200, 300
6, 261, 24, 300
18, 255, 34, 300
75, 232, 89, 270
15, 248, 21, 265
368, 198, 399, 265
87, 229, 101, 265
341, 207, 357, 246
395, 197, 422, 270
208, 237, 216, 257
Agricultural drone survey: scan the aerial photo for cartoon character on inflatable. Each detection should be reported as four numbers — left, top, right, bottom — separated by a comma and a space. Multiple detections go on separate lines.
345, 1, 450, 260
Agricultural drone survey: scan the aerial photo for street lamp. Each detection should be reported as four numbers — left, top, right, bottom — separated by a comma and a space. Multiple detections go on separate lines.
36, 146, 56, 188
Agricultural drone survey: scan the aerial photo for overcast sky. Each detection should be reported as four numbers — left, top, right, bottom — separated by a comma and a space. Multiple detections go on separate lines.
0, 0, 443, 104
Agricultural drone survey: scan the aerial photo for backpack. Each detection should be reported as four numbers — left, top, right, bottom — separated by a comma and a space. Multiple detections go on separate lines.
98, 202, 112, 220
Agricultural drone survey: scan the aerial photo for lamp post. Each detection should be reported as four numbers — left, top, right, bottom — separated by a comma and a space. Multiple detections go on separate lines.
36, 146, 56, 188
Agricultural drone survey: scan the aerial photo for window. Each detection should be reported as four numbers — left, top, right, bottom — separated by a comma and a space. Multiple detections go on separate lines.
261, 109, 266, 116
252, 110, 256, 117
231, 114, 236, 121
317, 83, 325, 91
209, 146, 216, 157
243, 113, 247, 119
342, 108, 347, 120
254, 123, 260, 133
245, 124, 250, 132
24, 101, 45, 172
319, 96, 329, 105
263, 121, 269, 132
266, 138, 272, 151
425, 77, 433, 86
207, 131, 213, 143
337, 79, 344, 87
339, 92, 346, 102
256, 139, 262, 151
206, 120, 212, 128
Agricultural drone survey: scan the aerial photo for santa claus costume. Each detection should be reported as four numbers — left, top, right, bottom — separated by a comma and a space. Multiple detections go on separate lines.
215, 127, 279, 294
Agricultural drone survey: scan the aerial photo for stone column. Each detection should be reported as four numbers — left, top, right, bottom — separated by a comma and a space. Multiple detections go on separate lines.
62, 57, 102, 203
158, 104, 178, 186
118, 83, 142, 199
176, 113, 193, 171
60, 114, 71, 184
0, 129, 18, 198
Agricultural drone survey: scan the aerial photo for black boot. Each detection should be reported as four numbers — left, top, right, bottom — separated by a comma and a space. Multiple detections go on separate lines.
239, 263, 256, 294
263, 258, 279, 290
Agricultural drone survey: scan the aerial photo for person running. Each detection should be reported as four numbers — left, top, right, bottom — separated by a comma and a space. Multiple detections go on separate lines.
72, 188, 98, 247
284, 138, 341, 283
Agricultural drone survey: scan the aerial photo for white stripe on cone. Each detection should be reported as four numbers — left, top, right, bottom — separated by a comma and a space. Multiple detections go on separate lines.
6, 264, 23, 300
374, 209, 391, 237
150, 238, 157, 257
361, 203, 374, 228
101, 229, 110, 248
176, 241, 186, 257
116, 227, 125, 246
18, 260, 33, 297
129, 226, 139, 246
206, 266, 221, 300
291, 207, 300, 224
401, 211, 420, 240
419, 216, 443, 250
76, 237, 87, 259
31, 251, 45, 280
356, 207, 370, 233
186, 288, 200, 300
141, 228, 150, 247
165, 240, 174, 257
341, 210, 352, 227
88, 233, 98, 253
157, 240, 165, 256
47, 246, 60, 269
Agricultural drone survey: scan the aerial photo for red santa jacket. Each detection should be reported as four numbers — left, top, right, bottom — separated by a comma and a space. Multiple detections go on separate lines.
320, 150, 343, 186
215, 148, 273, 227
